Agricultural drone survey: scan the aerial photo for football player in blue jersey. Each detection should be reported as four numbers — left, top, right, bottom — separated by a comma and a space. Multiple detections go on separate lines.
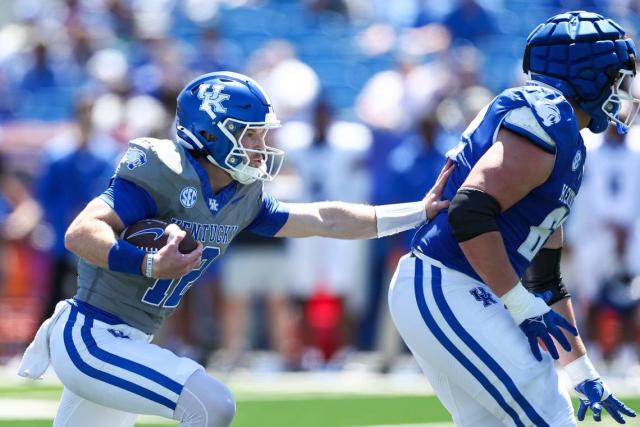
17, 70, 452, 427
388, 11, 638, 426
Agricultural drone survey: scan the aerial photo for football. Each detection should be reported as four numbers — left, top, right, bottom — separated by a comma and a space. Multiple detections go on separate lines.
122, 219, 198, 254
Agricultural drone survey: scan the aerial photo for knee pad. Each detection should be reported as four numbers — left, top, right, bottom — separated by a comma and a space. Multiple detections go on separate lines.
176, 370, 236, 427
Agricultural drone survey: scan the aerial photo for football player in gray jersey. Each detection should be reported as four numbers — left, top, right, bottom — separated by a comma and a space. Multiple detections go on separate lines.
18, 71, 452, 427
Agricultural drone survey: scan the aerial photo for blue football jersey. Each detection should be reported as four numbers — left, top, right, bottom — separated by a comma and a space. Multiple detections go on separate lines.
412, 83, 586, 281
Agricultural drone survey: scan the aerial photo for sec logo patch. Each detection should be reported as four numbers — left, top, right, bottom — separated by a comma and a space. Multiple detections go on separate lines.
180, 187, 198, 208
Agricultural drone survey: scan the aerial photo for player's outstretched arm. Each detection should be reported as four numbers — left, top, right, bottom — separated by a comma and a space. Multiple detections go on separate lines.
451, 128, 577, 361
275, 160, 453, 239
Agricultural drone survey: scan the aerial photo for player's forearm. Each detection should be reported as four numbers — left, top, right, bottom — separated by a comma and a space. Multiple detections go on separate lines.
279, 200, 432, 239
458, 231, 520, 296
316, 201, 377, 239
550, 297, 587, 365
64, 218, 119, 269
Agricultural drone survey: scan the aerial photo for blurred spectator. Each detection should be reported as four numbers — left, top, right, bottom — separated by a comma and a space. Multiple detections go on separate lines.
382, 113, 447, 251
36, 99, 115, 322
18, 41, 70, 120
188, 27, 241, 76
566, 122, 640, 366
246, 40, 320, 121
305, 0, 348, 17
304, 0, 349, 16
372, 111, 446, 369
104, 0, 136, 41
0, 156, 45, 354
355, 56, 451, 132
129, 35, 190, 99
217, 185, 296, 371
442, 0, 498, 44
278, 98, 371, 366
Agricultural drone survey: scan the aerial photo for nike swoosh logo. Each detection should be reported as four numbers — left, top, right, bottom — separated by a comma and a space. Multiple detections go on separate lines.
128, 228, 165, 241
230, 195, 246, 205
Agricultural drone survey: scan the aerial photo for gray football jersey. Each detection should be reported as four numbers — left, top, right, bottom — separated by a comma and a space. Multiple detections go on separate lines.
75, 138, 263, 334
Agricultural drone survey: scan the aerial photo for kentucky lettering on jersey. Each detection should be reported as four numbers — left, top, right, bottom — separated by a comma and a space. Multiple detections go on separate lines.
412, 83, 586, 280
75, 138, 264, 334
171, 218, 239, 244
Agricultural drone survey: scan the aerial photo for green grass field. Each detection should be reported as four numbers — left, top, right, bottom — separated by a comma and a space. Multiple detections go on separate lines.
1, 383, 639, 426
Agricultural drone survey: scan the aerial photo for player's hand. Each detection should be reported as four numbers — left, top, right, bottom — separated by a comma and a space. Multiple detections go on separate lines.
423, 159, 454, 219
575, 378, 637, 423
519, 306, 577, 361
152, 225, 203, 279
503, 285, 578, 361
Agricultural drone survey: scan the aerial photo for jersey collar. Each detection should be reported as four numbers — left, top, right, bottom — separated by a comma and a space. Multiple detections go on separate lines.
185, 150, 238, 217
525, 78, 565, 97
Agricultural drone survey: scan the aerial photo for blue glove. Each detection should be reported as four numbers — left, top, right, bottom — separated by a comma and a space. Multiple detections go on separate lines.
518, 310, 578, 361
502, 284, 578, 361
576, 378, 637, 423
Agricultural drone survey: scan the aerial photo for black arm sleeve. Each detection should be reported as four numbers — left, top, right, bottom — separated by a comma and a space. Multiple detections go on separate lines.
522, 247, 570, 306
448, 188, 502, 242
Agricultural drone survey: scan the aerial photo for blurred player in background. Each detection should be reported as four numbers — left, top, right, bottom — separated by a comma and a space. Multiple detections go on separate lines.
566, 114, 640, 368
389, 11, 638, 426
37, 99, 114, 323
17, 71, 452, 427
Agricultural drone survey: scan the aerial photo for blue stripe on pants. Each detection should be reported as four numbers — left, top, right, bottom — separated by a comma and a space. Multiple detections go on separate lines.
412, 258, 525, 427
80, 316, 183, 395
430, 264, 550, 427
63, 305, 177, 411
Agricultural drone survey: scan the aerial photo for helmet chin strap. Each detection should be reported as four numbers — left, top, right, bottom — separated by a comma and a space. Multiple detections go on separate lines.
228, 165, 260, 184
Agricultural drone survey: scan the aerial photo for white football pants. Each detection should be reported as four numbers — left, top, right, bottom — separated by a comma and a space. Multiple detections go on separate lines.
47, 300, 235, 427
388, 254, 576, 427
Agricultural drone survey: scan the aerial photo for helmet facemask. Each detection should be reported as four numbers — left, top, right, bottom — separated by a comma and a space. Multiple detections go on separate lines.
601, 68, 640, 134
217, 117, 284, 185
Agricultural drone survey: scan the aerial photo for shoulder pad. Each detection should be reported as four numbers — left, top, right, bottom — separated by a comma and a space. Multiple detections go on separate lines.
114, 139, 187, 205
501, 86, 574, 154
127, 138, 184, 175
503, 106, 555, 152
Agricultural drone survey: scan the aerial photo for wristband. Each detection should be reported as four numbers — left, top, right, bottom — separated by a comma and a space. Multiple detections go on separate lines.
107, 240, 146, 276
564, 355, 599, 387
374, 201, 427, 238
500, 282, 549, 325
144, 254, 155, 278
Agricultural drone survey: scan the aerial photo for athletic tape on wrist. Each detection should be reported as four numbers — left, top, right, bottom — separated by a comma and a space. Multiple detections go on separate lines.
500, 282, 548, 325
564, 355, 599, 387
144, 254, 155, 278
375, 201, 427, 238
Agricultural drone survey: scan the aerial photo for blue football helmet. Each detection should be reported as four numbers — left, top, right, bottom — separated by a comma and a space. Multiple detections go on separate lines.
176, 71, 283, 184
523, 11, 640, 133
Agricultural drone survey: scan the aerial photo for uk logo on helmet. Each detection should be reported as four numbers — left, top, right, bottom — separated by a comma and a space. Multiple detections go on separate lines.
198, 84, 230, 121
180, 187, 198, 208
534, 100, 561, 127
